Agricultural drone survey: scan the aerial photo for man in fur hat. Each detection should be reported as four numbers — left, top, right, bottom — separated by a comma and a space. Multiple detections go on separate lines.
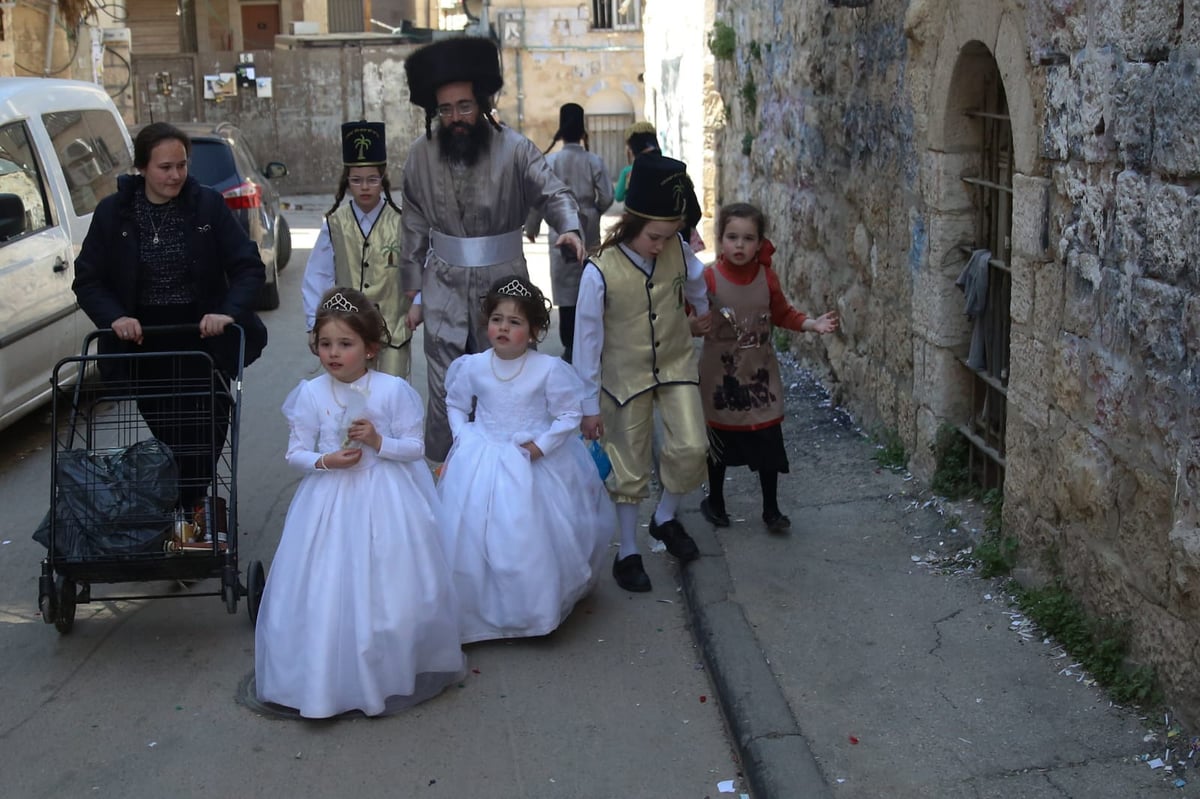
302, 121, 411, 376
525, 102, 614, 363
399, 36, 585, 462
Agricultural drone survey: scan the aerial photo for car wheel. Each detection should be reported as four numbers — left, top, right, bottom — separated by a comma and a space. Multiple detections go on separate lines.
276, 216, 292, 270
258, 259, 280, 310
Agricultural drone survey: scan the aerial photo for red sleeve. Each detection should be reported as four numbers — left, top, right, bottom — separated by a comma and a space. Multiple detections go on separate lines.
765, 267, 808, 331
703, 266, 717, 295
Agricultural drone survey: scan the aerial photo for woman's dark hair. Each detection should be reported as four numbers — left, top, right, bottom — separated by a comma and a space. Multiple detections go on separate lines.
311, 286, 391, 355
717, 202, 766, 240
480, 274, 551, 340
325, 165, 403, 217
134, 122, 191, 169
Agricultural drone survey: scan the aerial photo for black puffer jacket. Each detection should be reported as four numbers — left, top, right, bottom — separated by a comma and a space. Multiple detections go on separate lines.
73, 174, 268, 373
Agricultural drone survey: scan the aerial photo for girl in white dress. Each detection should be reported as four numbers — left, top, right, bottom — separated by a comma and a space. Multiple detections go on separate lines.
438, 276, 615, 643
256, 287, 465, 718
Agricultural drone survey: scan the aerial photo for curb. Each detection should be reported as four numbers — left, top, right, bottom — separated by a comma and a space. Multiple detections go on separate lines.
680, 520, 832, 799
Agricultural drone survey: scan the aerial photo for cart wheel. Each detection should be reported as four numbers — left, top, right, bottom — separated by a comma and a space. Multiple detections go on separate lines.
246, 560, 266, 625
39, 591, 56, 625
223, 581, 237, 615
55, 576, 76, 634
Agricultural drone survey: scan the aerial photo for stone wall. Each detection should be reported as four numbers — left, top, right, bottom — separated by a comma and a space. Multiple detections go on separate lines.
663, 0, 1200, 723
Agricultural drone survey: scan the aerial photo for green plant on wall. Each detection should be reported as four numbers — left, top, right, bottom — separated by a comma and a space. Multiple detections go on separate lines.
930, 423, 971, 499
749, 40, 762, 61
708, 22, 736, 60
740, 76, 757, 117
741, 131, 754, 156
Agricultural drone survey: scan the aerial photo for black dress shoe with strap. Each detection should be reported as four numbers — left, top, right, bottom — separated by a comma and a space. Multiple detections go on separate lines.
613, 553, 652, 592
648, 517, 700, 562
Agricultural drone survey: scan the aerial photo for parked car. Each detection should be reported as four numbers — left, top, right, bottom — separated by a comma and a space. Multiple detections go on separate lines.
134, 121, 291, 310
0, 77, 134, 433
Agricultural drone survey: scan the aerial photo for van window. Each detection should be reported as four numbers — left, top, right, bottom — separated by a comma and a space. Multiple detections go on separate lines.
43, 109, 132, 216
0, 121, 53, 242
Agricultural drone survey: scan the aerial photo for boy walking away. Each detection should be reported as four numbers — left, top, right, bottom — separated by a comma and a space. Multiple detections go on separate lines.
698, 202, 838, 532
575, 153, 712, 593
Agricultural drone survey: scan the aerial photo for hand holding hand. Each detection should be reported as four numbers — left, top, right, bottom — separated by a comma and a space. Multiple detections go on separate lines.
581, 414, 604, 441
406, 303, 424, 331
689, 311, 712, 336
554, 231, 586, 263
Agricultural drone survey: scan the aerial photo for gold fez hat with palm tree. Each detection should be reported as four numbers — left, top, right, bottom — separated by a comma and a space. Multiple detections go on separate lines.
341, 120, 387, 167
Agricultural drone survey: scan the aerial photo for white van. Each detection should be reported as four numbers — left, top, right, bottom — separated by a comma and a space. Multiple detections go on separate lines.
0, 78, 133, 431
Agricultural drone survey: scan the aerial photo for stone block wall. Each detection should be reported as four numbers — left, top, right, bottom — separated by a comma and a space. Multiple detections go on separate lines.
668, 0, 1200, 722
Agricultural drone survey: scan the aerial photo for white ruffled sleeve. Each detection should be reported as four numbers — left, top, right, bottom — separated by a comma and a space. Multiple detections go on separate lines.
444, 355, 474, 439
531, 356, 585, 456
376, 375, 425, 463
282, 380, 324, 472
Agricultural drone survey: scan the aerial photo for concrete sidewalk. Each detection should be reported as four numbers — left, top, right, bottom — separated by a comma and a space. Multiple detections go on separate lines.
675, 356, 1198, 798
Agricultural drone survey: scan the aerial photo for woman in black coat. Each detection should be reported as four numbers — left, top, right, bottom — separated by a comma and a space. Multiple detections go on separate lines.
72, 122, 268, 513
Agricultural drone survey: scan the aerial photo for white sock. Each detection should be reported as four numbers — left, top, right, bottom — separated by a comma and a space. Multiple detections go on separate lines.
653, 490, 683, 526
617, 503, 640, 558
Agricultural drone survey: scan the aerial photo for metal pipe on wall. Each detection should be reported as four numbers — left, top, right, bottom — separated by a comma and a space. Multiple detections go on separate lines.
43, 0, 57, 76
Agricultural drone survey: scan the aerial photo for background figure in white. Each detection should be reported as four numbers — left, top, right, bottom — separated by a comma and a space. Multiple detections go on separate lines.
256, 287, 464, 718
438, 276, 614, 643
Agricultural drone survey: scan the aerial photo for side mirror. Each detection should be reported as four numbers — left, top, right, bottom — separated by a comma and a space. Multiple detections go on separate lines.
0, 193, 26, 241
263, 161, 288, 179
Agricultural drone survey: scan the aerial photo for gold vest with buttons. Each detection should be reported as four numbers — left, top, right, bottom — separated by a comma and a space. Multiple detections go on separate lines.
327, 203, 411, 348
595, 237, 697, 406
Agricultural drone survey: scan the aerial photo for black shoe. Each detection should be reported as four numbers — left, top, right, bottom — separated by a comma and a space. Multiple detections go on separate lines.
612, 553, 652, 592
763, 511, 791, 534
648, 517, 700, 562
700, 497, 731, 527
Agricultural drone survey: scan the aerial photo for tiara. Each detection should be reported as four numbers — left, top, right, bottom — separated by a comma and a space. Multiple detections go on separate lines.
497, 279, 532, 298
321, 292, 359, 313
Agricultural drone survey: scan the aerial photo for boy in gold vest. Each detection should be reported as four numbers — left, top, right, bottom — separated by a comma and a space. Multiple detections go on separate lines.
574, 153, 712, 592
302, 121, 412, 377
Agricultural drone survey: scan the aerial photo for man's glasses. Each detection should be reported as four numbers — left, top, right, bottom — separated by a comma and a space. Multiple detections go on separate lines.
348, 176, 382, 187
437, 100, 478, 120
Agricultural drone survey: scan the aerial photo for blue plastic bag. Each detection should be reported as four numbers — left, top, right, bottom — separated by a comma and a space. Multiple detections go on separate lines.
584, 436, 612, 480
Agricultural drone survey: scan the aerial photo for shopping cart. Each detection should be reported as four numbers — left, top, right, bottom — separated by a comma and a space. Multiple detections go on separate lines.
35, 324, 265, 633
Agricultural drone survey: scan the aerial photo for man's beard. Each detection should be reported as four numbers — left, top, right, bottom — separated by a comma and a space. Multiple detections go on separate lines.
437, 116, 492, 167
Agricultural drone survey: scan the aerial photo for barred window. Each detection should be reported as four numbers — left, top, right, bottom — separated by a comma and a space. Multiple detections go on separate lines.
592, 0, 640, 31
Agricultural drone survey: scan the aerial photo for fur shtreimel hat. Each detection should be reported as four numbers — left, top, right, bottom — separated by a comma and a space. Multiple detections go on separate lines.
557, 103, 586, 141
404, 37, 503, 112
341, 121, 386, 166
624, 152, 702, 232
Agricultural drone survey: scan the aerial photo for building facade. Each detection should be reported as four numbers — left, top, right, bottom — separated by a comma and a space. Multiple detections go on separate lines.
647, 0, 1200, 724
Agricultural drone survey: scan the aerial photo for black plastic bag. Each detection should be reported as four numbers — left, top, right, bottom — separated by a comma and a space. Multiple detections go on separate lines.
34, 438, 179, 559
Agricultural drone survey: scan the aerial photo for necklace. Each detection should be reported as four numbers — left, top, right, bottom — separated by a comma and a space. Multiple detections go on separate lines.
490, 351, 527, 383
330, 370, 371, 407
146, 205, 168, 245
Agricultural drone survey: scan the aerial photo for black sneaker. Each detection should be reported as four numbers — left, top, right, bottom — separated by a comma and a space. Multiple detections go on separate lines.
763, 511, 792, 534
648, 517, 700, 562
700, 497, 731, 527
612, 553, 652, 592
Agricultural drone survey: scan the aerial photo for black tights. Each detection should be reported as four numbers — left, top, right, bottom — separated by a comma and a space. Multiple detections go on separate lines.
706, 459, 779, 518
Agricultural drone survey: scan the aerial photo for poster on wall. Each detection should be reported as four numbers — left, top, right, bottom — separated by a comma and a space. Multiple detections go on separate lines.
203, 73, 237, 100
256, 77, 273, 99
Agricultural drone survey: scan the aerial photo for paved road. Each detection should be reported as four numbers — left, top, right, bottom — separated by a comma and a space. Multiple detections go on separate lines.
0, 199, 745, 798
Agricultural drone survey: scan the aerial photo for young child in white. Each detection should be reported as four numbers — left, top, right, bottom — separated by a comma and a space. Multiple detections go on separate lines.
437, 275, 614, 643
256, 287, 464, 718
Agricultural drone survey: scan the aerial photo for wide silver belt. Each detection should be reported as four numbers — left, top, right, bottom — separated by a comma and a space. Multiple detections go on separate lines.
430, 229, 524, 267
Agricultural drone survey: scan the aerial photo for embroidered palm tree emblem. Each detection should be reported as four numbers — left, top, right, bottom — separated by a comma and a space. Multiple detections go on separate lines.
380, 242, 400, 267
672, 272, 687, 308
352, 134, 374, 160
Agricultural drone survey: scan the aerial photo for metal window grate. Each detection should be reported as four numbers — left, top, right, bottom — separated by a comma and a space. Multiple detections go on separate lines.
958, 67, 1012, 492
586, 111, 634, 184
591, 0, 640, 31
